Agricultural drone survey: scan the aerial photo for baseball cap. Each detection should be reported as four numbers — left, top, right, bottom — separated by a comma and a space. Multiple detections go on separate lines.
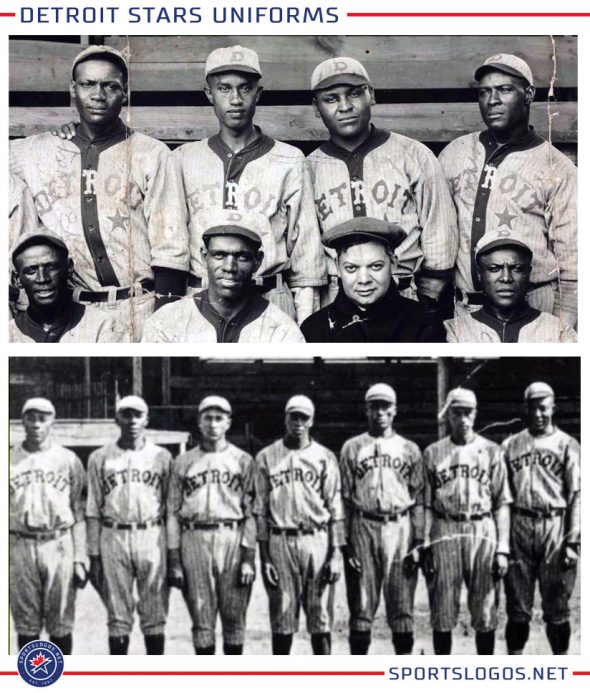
475, 229, 533, 260
21, 397, 56, 416
116, 395, 148, 414
285, 395, 315, 418
524, 382, 554, 400
323, 217, 406, 251
199, 395, 232, 415
72, 45, 129, 82
11, 227, 69, 265
365, 383, 397, 404
205, 45, 262, 79
438, 387, 477, 420
202, 210, 264, 248
311, 57, 371, 91
474, 53, 534, 86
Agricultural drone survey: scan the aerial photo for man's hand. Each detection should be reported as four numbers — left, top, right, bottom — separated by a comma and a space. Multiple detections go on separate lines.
403, 545, 421, 577
492, 552, 509, 581
50, 122, 78, 140
88, 555, 104, 593
420, 545, 436, 580
262, 561, 280, 589
562, 543, 579, 570
73, 561, 88, 589
415, 275, 449, 304
238, 548, 256, 587
341, 545, 362, 575
167, 549, 184, 589
322, 552, 342, 585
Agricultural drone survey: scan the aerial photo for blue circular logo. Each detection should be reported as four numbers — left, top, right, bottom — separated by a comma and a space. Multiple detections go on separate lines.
17, 640, 64, 687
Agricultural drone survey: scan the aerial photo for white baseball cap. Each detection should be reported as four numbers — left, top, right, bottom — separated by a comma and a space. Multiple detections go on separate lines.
524, 382, 555, 400
21, 397, 56, 416
116, 395, 148, 414
365, 383, 397, 404
474, 53, 534, 87
72, 45, 128, 81
475, 229, 533, 260
205, 45, 262, 79
203, 209, 266, 248
311, 56, 371, 91
199, 395, 232, 415
285, 395, 315, 418
438, 387, 477, 421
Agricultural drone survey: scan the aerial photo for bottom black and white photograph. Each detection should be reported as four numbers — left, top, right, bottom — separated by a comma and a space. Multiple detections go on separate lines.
8, 356, 580, 656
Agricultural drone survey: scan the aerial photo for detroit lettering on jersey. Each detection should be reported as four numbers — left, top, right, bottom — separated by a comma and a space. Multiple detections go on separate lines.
353, 450, 413, 481
10, 468, 72, 494
101, 467, 166, 495
505, 448, 566, 476
268, 464, 325, 493
186, 179, 278, 217
433, 463, 490, 489
182, 468, 244, 495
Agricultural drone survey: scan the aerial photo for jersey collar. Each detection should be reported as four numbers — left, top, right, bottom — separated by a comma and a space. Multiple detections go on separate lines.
320, 124, 390, 162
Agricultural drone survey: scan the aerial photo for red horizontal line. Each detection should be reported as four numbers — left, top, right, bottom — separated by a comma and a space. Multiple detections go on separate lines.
62, 671, 384, 676
0, 12, 15, 16
348, 12, 590, 16
573, 672, 590, 676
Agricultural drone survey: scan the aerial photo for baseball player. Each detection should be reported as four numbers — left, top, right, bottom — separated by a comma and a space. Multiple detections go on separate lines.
167, 396, 256, 655
254, 395, 345, 655
445, 229, 577, 342
10, 45, 189, 341
142, 210, 304, 343
10, 229, 128, 342
174, 45, 326, 324
502, 382, 580, 655
10, 398, 87, 654
86, 395, 172, 655
308, 57, 458, 310
339, 383, 424, 655
439, 54, 577, 328
422, 388, 512, 655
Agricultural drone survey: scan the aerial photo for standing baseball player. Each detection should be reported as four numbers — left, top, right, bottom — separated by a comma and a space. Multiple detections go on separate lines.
10, 45, 189, 340
308, 57, 458, 310
174, 45, 326, 324
422, 388, 512, 655
167, 396, 256, 655
339, 384, 424, 655
86, 396, 171, 655
254, 395, 345, 655
10, 398, 87, 654
502, 382, 580, 655
439, 54, 577, 327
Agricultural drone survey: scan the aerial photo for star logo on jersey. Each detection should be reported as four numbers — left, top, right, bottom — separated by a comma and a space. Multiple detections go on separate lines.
495, 206, 517, 229
108, 207, 130, 232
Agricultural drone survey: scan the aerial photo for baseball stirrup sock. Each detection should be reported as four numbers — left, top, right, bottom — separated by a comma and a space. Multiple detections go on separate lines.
271, 633, 293, 655
50, 634, 72, 655
349, 629, 371, 655
505, 621, 529, 653
546, 622, 571, 655
17, 634, 40, 650
223, 643, 244, 655
433, 630, 452, 655
475, 630, 495, 655
392, 631, 414, 655
311, 633, 331, 655
144, 634, 165, 655
108, 635, 129, 655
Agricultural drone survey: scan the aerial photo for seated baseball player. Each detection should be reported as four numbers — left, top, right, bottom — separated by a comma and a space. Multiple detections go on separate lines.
9, 172, 39, 315
300, 217, 446, 342
445, 230, 577, 342
141, 210, 305, 343
10, 228, 128, 342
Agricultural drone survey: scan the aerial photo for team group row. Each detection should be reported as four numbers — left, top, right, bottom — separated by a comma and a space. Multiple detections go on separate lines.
10, 381, 579, 657
9, 44, 577, 343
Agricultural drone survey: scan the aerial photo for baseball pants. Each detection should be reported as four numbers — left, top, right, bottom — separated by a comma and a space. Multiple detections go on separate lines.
427, 516, 498, 631
267, 529, 334, 635
100, 524, 168, 637
346, 513, 416, 633
80, 292, 155, 342
10, 531, 76, 636
505, 512, 577, 624
181, 525, 252, 650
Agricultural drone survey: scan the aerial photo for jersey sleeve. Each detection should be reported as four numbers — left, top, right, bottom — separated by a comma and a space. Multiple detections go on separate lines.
423, 445, 435, 509
166, 455, 184, 551
240, 453, 257, 550
564, 435, 581, 503
444, 318, 459, 343
322, 450, 345, 547
253, 451, 271, 541
85, 449, 104, 556
9, 173, 39, 252
69, 452, 87, 523
490, 444, 513, 508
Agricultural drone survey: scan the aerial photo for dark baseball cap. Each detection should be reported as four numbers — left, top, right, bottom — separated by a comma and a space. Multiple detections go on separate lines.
323, 217, 406, 251
203, 210, 264, 248
72, 45, 129, 81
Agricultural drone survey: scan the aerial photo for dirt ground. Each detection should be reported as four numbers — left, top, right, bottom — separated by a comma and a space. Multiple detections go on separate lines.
9, 559, 581, 656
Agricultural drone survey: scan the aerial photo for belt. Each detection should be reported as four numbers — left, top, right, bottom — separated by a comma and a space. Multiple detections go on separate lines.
357, 508, 409, 523
435, 511, 491, 522
270, 525, 326, 537
188, 275, 284, 290
75, 278, 154, 303
513, 507, 565, 519
181, 519, 243, 530
10, 527, 70, 540
102, 518, 163, 530
455, 288, 484, 306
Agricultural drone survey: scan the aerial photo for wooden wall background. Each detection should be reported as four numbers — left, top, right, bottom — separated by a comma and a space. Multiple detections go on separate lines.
9, 35, 577, 160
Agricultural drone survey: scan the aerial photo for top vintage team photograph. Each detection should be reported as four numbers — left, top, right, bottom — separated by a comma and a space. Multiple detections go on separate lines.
8, 35, 578, 343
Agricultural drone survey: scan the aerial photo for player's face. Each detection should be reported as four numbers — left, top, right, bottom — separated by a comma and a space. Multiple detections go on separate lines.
365, 400, 396, 434
313, 84, 374, 144
22, 411, 54, 445
285, 411, 313, 441
205, 72, 262, 132
337, 241, 392, 306
478, 71, 533, 137
199, 408, 231, 442
116, 408, 148, 440
447, 406, 476, 441
71, 59, 127, 130
202, 234, 262, 301
526, 396, 555, 434
13, 244, 71, 309
477, 247, 531, 310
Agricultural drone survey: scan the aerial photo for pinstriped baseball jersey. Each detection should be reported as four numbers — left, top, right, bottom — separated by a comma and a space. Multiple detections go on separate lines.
174, 132, 326, 289
167, 442, 256, 549
445, 307, 578, 343
339, 432, 424, 514
438, 131, 577, 313
9, 172, 38, 254
424, 434, 512, 514
10, 124, 189, 292
307, 126, 459, 280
